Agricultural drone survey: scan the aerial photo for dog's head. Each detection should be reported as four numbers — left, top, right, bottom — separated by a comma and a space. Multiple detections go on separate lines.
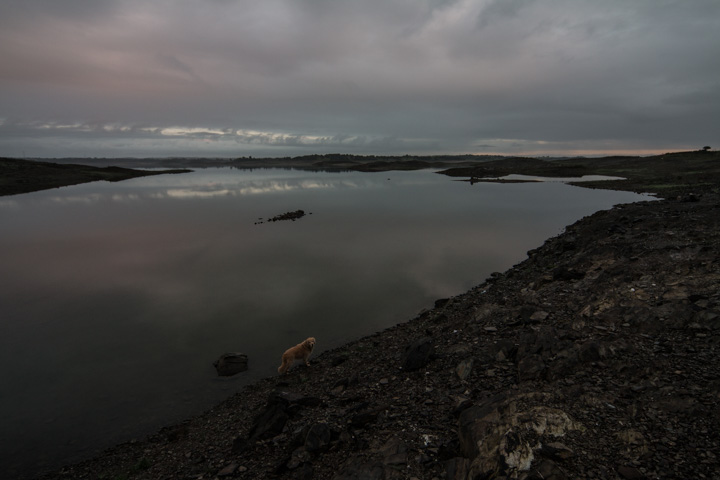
304, 337, 316, 350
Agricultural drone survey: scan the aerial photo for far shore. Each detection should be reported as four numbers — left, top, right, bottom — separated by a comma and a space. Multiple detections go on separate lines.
3, 150, 719, 198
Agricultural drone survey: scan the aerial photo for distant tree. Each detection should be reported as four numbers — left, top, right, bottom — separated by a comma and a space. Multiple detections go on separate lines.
702, 146, 711, 151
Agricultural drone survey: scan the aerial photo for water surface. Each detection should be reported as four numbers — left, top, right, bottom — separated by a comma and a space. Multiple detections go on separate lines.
0, 168, 650, 477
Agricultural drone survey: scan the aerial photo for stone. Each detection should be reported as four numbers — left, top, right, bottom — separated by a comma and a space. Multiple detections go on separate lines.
445, 457, 470, 480
617, 465, 647, 479
459, 395, 582, 479
248, 396, 289, 441
518, 354, 545, 381
293, 463, 314, 480
528, 459, 567, 480
217, 462, 239, 476
331, 459, 385, 480
455, 358, 474, 381
529, 310, 549, 322
452, 396, 473, 416
538, 442, 575, 461
401, 337, 434, 371
305, 423, 332, 452
552, 266, 585, 281
287, 447, 312, 470
213, 352, 248, 376
494, 339, 517, 362
499, 430, 534, 470
350, 411, 379, 429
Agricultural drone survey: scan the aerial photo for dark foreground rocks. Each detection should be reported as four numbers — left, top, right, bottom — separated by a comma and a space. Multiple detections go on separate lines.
41, 193, 720, 480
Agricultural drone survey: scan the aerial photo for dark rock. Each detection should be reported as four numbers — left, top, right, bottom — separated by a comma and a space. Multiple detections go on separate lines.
304, 423, 332, 452
494, 339, 517, 361
248, 396, 290, 441
273, 390, 324, 408
537, 442, 574, 462
292, 462, 314, 480
160, 424, 188, 443
435, 298, 450, 308
334, 374, 360, 391
517, 325, 567, 361
266, 209, 306, 222
350, 411, 379, 429
217, 462, 239, 477
577, 340, 604, 362
212, 352, 248, 376
231, 436, 248, 454
286, 447, 312, 470
401, 337, 434, 371
331, 459, 385, 480
332, 354, 350, 366
528, 459, 567, 480
518, 354, 546, 381
552, 266, 585, 281
457, 395, 507, 458
617, 465, 647, 479
452, 397, 473, 417
445, 457, 469, 480
455, 357, 474, 381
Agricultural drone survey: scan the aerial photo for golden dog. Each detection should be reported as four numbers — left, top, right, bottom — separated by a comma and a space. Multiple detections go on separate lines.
278, 337, 316, 374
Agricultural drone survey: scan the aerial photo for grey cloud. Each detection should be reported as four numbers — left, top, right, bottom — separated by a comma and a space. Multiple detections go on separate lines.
477, 0, 536, 29
1, 0, 719, 158
0, 0, 119, 23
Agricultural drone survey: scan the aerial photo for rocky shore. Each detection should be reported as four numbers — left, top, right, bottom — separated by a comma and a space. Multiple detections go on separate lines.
36, 182, 719, 476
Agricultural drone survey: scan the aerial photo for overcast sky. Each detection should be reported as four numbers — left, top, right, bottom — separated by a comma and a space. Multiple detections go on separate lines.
1, 0, 718, 158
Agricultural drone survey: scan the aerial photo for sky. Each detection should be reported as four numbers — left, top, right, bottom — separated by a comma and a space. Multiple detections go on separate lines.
1, 0, 719, 158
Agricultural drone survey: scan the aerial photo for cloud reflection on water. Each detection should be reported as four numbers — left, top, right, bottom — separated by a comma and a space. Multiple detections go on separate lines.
1, 172, 390, 206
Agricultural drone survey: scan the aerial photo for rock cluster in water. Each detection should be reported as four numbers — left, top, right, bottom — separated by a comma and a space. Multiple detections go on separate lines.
255, 210, 308, 225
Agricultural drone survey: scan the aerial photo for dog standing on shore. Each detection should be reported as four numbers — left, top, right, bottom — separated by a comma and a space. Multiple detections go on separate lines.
278, 337, 316, 374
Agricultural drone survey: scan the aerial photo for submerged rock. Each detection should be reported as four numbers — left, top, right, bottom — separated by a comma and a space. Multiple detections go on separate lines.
213, 352, 248, 376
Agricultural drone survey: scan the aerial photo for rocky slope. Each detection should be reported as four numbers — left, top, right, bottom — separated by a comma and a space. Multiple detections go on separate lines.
39, 190, 720, 479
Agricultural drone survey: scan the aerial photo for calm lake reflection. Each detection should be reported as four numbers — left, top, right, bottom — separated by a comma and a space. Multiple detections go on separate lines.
0, 168, 651, 477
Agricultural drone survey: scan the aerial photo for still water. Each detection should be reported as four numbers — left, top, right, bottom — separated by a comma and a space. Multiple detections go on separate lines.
0, 168, 650, 477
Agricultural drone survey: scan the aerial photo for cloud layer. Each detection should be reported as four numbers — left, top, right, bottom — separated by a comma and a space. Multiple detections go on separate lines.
1, 0, 719, 157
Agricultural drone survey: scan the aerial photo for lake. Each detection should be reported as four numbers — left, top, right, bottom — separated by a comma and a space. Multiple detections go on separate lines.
0, 168, 651, 478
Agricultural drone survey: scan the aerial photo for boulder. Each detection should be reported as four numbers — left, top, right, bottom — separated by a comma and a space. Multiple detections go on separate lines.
401, 337, 434, 371
304, 423, 333, 452
213, 353, 248, 376
459, 395, 582, 479
248, 395, 290, 441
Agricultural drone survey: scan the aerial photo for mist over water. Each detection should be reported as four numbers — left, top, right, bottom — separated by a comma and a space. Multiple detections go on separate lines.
0, 168, 651, 478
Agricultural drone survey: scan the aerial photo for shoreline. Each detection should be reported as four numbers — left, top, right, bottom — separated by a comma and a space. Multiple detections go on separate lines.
5, 152, 718, 478
4, 149, 720, 198
36, 191, 720, 479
